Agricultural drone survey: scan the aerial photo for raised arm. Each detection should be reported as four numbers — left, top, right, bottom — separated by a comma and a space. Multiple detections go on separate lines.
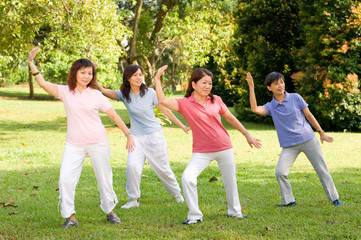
95, 81, 118, 100
156, 104, 190, 134
222, 109, 262, 149
154, 65, 179, 112
105, 107, 136, 152
28, 47, 59, 98
302, 107, 333, 144
246, 72, 267, 116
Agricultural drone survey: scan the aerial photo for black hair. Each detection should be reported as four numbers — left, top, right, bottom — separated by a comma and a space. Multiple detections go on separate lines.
265, 72, 284, 95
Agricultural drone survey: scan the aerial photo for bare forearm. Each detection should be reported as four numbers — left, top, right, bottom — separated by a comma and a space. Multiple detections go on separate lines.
162, 107, 185, 128
106, 109, 130, 135
249, 87, 266, 115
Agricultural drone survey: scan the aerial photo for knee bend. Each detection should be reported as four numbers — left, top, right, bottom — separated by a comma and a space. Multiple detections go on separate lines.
275, 168, 288, 178
182, 174, 196, 186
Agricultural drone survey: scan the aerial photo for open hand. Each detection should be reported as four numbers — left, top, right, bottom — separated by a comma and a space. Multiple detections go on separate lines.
246, 72, 254, 88
245, 134, 262, 149
155, 65, 168, 81
28, 47, 39, 63
126, 135, 136, 152
320, 132, 334, 144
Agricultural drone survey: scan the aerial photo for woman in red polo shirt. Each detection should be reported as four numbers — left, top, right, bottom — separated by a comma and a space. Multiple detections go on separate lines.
154, 66, 262, 224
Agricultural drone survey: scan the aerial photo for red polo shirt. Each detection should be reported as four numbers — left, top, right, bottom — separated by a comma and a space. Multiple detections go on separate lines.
176, 95, 232, 153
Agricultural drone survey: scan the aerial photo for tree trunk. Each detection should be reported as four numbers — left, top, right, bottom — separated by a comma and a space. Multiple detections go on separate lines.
28, 66, 34, 99
127, 0, 143, 64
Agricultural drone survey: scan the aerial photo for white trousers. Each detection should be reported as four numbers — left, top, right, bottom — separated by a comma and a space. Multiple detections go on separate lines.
59, 141, 118, 218
182, 148, 242, 220
276, 137, 339, 204
125, 130, 181, 200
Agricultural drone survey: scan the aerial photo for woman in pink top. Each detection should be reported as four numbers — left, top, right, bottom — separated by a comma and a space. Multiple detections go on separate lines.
154, 66, 262, 224
28, 47, 135, 229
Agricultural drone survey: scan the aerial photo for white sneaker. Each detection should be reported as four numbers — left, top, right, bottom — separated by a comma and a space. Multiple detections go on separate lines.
175, 194, 184, 203
121, 199, 139, 209
229, 213, 247, 219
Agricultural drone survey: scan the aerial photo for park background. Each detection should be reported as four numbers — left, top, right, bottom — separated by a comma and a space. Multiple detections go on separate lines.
1, 0, 361, 239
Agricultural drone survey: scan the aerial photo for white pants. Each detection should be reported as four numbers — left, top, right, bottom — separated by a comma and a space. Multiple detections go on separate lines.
182, 148, 242, 220
59, 141, 118, 218
125, 130, 181, 200
276, 137, 339, 204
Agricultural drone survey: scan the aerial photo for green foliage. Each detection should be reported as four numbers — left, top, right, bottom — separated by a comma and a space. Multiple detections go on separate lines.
292, 0, 361, 131
232, 0, 361, 131
232, 0, 301, 122
0, 56, 29, 87
0, 0, 129, 88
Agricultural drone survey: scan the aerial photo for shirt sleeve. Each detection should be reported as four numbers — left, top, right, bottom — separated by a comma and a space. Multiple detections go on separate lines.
115, 90, 124, 102
263, 102, 272, 116
97, 91, 113, 113
176, 98, 186, 114
215, 95, 228, 115
149, 88, 159, 106
56, 85, 67, 101
296, 94, 308, 110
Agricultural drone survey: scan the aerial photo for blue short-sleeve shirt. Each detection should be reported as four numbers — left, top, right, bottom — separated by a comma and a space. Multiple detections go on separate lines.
263, 92, 315, 147
116, 88, 162, 135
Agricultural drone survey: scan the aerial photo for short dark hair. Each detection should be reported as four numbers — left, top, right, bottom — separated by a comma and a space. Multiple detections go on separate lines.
121, 64, 148, 102
185, 68, 214, 103
67, 59, 96, 91
265, 72, 284, 95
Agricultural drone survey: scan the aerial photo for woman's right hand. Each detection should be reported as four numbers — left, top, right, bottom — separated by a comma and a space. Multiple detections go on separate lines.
126, 135, 136, 152
246, 72, 254, 88
28, 47, 39, 63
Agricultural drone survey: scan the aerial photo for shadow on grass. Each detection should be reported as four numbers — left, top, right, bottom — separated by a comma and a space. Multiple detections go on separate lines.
0, 88, 57, 101
0, 118, 67, 136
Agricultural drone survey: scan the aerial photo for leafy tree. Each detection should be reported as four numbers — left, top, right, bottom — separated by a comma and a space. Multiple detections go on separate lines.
233, 0, 301, 122
0, 0, 128, 95
292, 0, 361, 131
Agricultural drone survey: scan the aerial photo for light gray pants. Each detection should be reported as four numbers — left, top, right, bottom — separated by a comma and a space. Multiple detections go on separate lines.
59, 141, 118, 218
276, 137, 339, 204
182, 148, 242, 220
125, 129, 181, 200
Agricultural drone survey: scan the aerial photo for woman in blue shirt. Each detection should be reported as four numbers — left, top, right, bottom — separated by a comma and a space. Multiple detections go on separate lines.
246, 72, 342, 207
97, 65, 189, 208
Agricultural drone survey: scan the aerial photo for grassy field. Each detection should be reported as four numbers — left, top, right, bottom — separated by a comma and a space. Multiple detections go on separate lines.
0, 87, 360, 239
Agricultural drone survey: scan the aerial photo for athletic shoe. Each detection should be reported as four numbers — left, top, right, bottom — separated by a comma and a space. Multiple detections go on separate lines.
277, 201, 297, 207
121, 199, 140, 208
175, 194, 184, 203
62, 218, 78, 229
182, 219, 202, 225
229, 214, 247, 219
333, 199, 343, 206
107, 212, 121, 224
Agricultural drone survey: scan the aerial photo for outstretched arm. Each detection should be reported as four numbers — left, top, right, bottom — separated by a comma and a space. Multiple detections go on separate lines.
303, 107, 333, 144
156, 104, 190, 134
105, 107, 136, 152
246, 72, 267, 116
28, 47, 59, 98
223, 110, 262, 149
95, 81, 118, 100
154, 65, 179, 112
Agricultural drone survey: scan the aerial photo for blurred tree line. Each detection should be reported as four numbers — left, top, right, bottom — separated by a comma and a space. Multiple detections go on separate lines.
0, 0, 360, 131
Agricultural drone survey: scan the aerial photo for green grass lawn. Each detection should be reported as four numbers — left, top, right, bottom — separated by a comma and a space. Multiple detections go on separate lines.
1, 87, 360, 239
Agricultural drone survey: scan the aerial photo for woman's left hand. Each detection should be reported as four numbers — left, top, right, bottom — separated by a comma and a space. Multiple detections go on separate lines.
182, 126, 191, 134
155, 65, 168, 81
245, 134, 262, 149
